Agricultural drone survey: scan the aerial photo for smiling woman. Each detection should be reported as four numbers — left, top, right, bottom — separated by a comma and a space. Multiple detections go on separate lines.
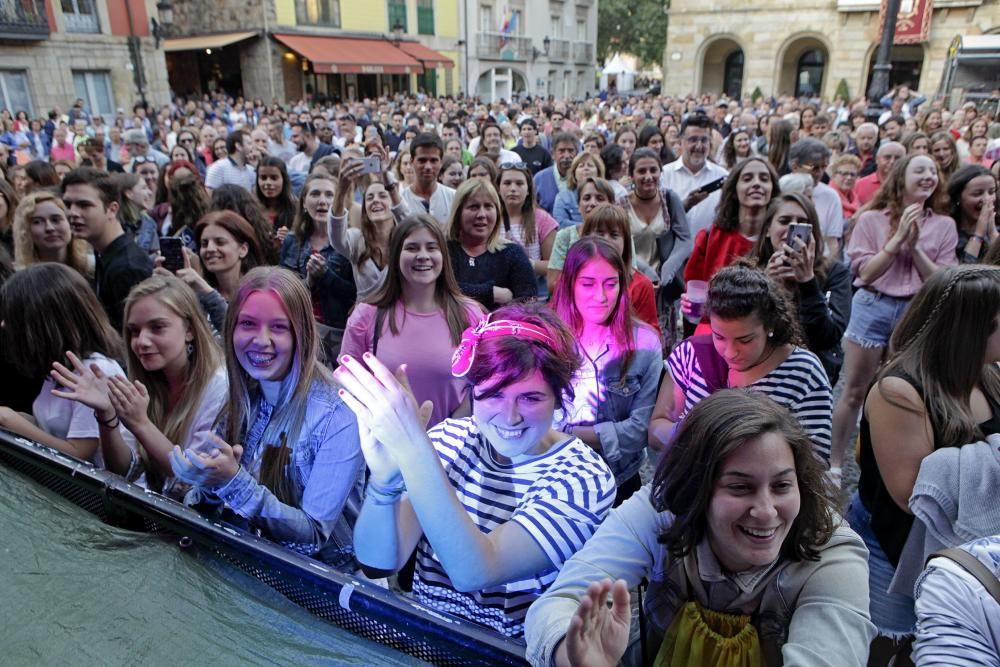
339, 303, 615, 638
525, 390, 875, 667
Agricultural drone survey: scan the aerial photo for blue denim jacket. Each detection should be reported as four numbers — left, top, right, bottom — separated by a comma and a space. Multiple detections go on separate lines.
205, 380, 365, 568
563, 325, 663, 485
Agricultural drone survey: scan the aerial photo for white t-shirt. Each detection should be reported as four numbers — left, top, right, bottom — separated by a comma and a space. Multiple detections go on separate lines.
32, 352, 127, 467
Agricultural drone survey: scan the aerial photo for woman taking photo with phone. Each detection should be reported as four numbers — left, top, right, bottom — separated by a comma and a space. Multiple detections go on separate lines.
329, 148, 409, 301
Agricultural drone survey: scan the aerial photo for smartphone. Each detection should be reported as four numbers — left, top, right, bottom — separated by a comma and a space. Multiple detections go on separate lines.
160, 236, 185, 272
698, 177, 725, 195
358, 156, 381, 175
785, 223, 812, 248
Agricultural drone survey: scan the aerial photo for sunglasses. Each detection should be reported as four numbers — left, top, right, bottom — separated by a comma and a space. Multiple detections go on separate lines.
499, 161, 528, 171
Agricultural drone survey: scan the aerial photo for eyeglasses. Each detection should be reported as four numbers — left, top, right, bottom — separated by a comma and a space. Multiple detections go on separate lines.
132, 156, 153, 164
499, 161, 528, 171
834, 170, 858, 179
179, 137, 195, 144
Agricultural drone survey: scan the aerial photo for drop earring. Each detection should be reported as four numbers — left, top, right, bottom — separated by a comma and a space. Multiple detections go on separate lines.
187, 342, 195, 357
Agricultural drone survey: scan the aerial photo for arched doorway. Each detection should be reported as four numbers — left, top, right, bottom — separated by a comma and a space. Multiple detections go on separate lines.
700, 37, 744, 97
865, 45, 925, 96
776, 35, 829, 97
475, 67, 526, 101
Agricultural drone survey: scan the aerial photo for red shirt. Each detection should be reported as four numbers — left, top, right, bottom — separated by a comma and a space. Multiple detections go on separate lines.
684, 226, 755, 284
837, 187, 860, 220
629, 271, 660, 335
853, 172, 882, 206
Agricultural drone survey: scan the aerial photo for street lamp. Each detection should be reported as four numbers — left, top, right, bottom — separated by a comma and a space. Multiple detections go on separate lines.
866, 0, 902, 122
391, 18, 404, 46
543, 35, 550, 56
151, 0, 173, 48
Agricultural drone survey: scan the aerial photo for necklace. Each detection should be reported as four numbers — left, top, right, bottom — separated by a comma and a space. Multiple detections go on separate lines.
727, 345, 779, 387
468, 255, 475, 267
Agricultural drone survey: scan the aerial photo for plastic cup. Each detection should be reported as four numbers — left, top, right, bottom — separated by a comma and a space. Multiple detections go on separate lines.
685, 280, 708, 323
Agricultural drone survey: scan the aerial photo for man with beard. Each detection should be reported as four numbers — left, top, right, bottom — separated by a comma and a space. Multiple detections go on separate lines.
533, 132, 578, 214
288, 121, 338, 174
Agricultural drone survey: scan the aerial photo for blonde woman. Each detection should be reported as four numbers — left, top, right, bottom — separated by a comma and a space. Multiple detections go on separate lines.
12, 190, 91, 276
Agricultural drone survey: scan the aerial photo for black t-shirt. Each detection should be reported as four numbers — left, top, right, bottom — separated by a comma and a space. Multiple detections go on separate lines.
512, 143, 553, 175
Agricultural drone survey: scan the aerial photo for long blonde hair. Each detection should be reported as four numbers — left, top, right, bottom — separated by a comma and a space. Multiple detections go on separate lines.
222, 267, 330, 504
123, 276, 222, 445
12, 191, 92, 276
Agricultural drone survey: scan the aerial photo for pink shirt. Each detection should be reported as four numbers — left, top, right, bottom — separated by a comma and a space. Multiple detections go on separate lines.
848, 209, 958, 297
49, 141, 77, 163
505, 209, 559, 261
341, 302, 484, 426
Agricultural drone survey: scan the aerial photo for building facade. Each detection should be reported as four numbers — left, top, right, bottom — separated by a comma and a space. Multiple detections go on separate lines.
164, 0, 461, 102
462, 0, 599, 101
663, 0, 1000, 101
1, 0, 170, 114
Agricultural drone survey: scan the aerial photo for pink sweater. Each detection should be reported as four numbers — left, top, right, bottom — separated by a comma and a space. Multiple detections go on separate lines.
341, 302, 484, 427
848, 209, 958, 297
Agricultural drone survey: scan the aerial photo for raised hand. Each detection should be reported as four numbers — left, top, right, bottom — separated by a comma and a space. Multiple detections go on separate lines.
784, 233, 816, 283
50, 352, 114, 416
558, 579, 632, 667
173, 247, 213, 296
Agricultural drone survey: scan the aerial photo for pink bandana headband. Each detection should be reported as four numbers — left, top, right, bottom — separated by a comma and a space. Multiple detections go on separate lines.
451, 316, 556, 377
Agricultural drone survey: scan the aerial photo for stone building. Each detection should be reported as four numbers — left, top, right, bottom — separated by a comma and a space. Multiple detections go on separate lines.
462, 0, 599, 101
663, 0, 1000, 101
164, 0, 461, 101
0, 0, 170, 114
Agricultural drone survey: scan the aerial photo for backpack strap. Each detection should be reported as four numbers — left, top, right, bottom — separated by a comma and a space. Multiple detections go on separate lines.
689, 334, 729, 394
927, 547, 1000, 606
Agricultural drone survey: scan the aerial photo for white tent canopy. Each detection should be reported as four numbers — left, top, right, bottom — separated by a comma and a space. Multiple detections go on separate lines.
600, 54, 636, 91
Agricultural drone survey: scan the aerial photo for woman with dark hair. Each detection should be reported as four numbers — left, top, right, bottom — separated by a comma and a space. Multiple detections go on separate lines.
23, 160, 60, 194
947, 164, 998, 263
752, 192, 852, 384
526, 390, 874, 667
650, 262, 833, 462
467, 156, 499, 182
330, 149, 409, 300
0, 176, 19, 254
684, 156, 779, 292
598, 143, 630, 201
637, 125, 676, 166
496, 161, 558, 287
720, 126, 754, 169
255, 155, 297, 244
766, 119, 794, 176
850, 266, 1000, 662
280, 173, 357, 343
211, 183, 280, 264
438, 155, 465, 189
165, 172, 210, 251
340, 302, 616, 637
830, 154, 957, 476
446, 178, 537, 309
0, 264, 126, 466
613, 125, 638, 163
341, 215, 484, 426
112, 172, 159, 256
551, 237, 663, 505
546, 178, 618, 292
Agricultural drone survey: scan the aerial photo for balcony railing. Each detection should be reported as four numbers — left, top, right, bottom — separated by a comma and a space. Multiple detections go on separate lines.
476, 31, 532, 61
64, 9, 99, 32
573, 41, 593, 63
0, 0, 50, 39
548, 38, 570, 62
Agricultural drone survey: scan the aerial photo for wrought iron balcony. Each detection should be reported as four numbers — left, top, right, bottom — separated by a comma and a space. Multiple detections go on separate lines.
0, 0, 50, 40
573, 41, 593, 63
547, 38, 570, 62
476, 31, 531, 61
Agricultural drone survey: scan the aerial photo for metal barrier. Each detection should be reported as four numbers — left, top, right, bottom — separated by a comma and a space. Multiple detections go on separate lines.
0, 430, 528, 666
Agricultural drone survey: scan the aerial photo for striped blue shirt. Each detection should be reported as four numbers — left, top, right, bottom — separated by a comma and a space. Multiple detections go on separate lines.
413, 417, 616, 637
668, 342, 833, 462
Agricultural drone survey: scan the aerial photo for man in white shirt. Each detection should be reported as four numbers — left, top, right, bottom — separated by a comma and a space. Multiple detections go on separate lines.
788, 137, 845, 258
400, 133, 454, 224
204, 129, 256, 193
267, 117, 296, 163
660, 114, 729, 210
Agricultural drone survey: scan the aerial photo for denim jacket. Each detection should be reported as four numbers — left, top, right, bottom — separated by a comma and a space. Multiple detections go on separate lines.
563, 325, 662, 485
279, 234, 357, 329
200, 380, 365, 568
526, 487, 876, 667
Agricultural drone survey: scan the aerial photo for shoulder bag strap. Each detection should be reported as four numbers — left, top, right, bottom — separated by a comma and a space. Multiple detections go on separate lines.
928, 547, 1000, 606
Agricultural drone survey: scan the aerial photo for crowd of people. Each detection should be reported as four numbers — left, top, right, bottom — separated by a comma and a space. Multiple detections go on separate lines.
2, 84, 1000, 665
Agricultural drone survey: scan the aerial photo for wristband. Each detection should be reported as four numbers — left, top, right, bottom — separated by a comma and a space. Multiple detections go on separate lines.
973, 234, 990, 245
366, 477, 406, 505
384, 180, 398, 192
95, 410, 120, 429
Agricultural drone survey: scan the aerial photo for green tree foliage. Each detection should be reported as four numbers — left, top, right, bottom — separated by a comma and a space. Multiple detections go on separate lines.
597, 0, 668, 68
835, 78, 851, 102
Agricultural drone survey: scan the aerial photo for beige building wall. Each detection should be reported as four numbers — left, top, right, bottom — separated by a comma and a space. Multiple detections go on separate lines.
664, 0, 1000, 100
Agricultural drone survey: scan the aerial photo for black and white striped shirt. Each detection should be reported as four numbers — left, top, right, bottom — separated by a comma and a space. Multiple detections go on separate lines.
413, 417, 616, 637
668, 342, 833, 461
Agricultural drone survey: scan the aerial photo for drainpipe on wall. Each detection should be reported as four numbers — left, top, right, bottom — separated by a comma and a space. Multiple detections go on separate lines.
262, 0, 275, 100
